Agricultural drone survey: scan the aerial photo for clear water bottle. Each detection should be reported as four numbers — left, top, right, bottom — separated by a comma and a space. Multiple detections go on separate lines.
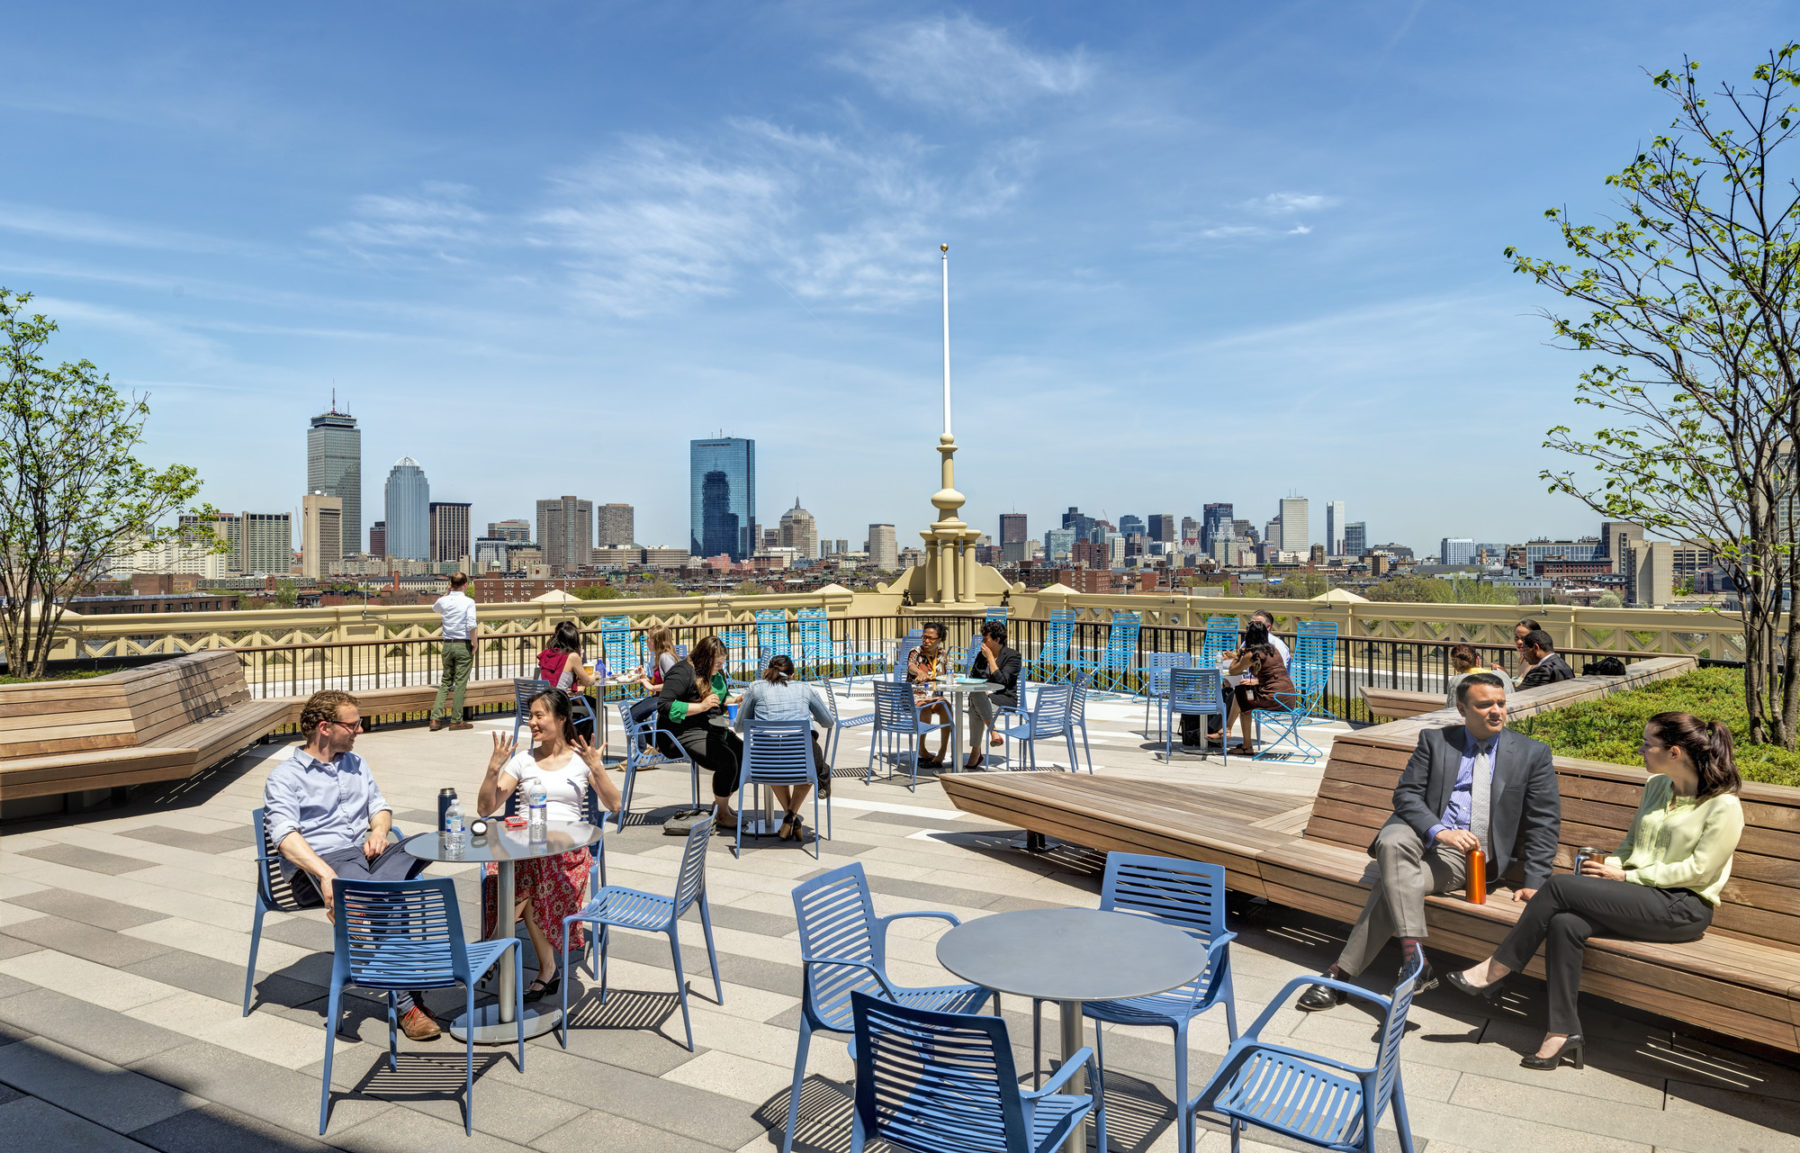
526, 778, 548, 842
443, 795, 465, 859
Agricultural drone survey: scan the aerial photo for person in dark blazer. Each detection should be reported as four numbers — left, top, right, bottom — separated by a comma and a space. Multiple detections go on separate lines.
1297, 672, 1562, 1010
964, 621, 1021, 770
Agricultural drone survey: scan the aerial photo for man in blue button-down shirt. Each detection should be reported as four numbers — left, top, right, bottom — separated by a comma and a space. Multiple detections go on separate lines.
264, 689, 439, 1040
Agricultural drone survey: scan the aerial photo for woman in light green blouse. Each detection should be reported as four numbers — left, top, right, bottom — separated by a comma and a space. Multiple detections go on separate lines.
1445, 711, 1744, 1071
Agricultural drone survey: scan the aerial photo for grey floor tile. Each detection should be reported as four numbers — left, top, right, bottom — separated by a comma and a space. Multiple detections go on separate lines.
0, 1034, 199, 1133
8, 888, 170, 931
128, 1039, 391, 1137
0, 972, 34, 1000
0, 1095, 156, 1153
16, 844, 159, 875
130, 1102, 340, 1153
0, 987, 191, 1066
123, 948, 316, 1015
531, 1108, 726, 1153
599, 932, 801, 999
0, 1083, 19, 1106
326, 1100, 540, 1152
314, 1041, 583, 1143
701, 904, 796, 938
4, 915, 175, 968
486, 1044, 768, 1149
862, 873, 1002, 910
259, 916, 336, 953
114, 826, 246, 856
0, 934, 43, 960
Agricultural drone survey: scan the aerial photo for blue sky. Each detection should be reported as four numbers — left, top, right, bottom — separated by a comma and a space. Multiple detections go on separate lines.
1, 2, 1792, 556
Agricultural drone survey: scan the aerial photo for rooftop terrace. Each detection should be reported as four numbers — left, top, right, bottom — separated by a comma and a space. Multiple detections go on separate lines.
1, 683, 1797, 1153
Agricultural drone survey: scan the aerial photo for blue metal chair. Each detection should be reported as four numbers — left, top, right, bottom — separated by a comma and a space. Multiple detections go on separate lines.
598, 617, 635, 700
796, 607, 835, 680
1143, 652, 1195, 739
784, 862, 996, 1153
819, 677, 872, 773
1030, 609, 1076, 683
1189, 958, 1422, 1153
850, 992, 1106, 1153
318, 877, 520, 1135
735, 719, 827, 858
1097, 611, 1142, 694
756, 609, 791, 662
959, 632, 985, 677
1067, 672, 1096, 772
1044, 854, 1237, 1153
513, 675, 596, 745
558, 817, 721, 1052
614, 700, 699, 825
866, 680, 951, 791
1292, 621, 1339, 721
1201, 616, 1240, 669
995, 682, 1077, 771
1252, 665, 1323, 762
1165, 668, 1227, 764
984, 607, 1008, 626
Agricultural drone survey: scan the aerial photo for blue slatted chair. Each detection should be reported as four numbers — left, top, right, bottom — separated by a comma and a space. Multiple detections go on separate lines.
1201, 616, 1240, 669
719, 627, 751, 683
513, 675, 596, 745
599, 617, 635, 700
958, 632, 985, 677
1097, 611, 1142, 694
1252, 664, 1323, 762
614, 700, 699, 824
796, 607, 834, 680
784, 862, 996, 1153
984, 607, 1008, 626
995, 682, 1076, 771
1039, 855, 1236, 1153
735, 719, 828, 858
850, 992, 1106, 1153
1292, 621, 1339, 721
1067, 672, 1096, 772
1165, 668, 1227, 764
1189, 958, 1422, 1153
818, 679, 866, 784
1030, 609, 1076, 683
867, 680, 950, 791
1142, 652, 1194, 739
558, 817, 721, 1052
319, 878, 520, 1135
756, 609, 791, 662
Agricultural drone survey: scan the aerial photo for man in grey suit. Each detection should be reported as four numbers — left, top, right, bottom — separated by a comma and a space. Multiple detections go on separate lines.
1298, 673, 1561, 1010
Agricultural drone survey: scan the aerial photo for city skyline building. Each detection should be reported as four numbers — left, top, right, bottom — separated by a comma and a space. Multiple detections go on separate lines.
488, 519, 532, 543
179, 512, 242, 573
369, 520, 385, 557
1344, 521, 1367, 557
536, 495, 594, 573
1325, 500, 1347, 556
778, 498, 818, 560
383, 457, 430, 561
1440, 537, 1477, 566
1147, 513, 1176, 543
1278, 496, 1310, 553
241, 511, 292, 575
1045, 527, 1076, 561
301, 492, 342, 579
999, 512, 1029, 564
430, 501, 472, 565
1202, 503, 1234, 553
866, 523, 897, 570
690, 437, 756, 560
473, 536, 507, 571
1118, 514, 1145, 538
597, 503, 635, 548
306, 404, 361, 559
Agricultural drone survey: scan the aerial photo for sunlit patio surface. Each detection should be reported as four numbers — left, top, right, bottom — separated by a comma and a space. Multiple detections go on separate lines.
1, 684, 1797, 1153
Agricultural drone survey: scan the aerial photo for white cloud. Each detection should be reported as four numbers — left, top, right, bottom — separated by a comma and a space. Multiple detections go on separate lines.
1246, 192, 1339, 215
1288, 224, 1313, 235
313, 182, 487, 261
835, 14, 1093, 118
0, 202, 249, 255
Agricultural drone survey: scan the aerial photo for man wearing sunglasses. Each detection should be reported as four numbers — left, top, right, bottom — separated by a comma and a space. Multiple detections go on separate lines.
264, 690, 439, 1040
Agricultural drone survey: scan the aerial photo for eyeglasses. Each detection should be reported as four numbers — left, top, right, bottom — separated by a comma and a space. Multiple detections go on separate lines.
329, 717, 365, 731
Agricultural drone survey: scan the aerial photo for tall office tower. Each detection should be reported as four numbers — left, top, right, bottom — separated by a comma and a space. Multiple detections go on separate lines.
1279, 497, 1310, 554
473, 537, 507, 571
1201, 503, 1234, 552
1180, 515, 1199, 544
383, 458, 430, 561
1044, 528, 1076, 560
689, 437, 756, 560
369, 520, 386, 557
430, 501, 472, 564
999, 512, 1029, 563
1118, 514, 1145, 538
241, 512, 293, 575
1232, 518, 1257, 545
596, 503, 635, 547
1601, 520, 1644, 572
1265, 516, 1282, 550
307, 405, 361, 558
778, 499, 819, 559
867, 524, 898, 570
1440, 538, 1477, 566
536, 495, 594, 573
1210, 521, 1237, 565
179, 513, 243, 573
1325, 501, 1347, 556
835, 538, 849, 556
301, 493, 343, 579
1147, 513, 1177, 543
1344, 522, 1367, 557
488, 519, 531, 543
1061, 506, 1098, 543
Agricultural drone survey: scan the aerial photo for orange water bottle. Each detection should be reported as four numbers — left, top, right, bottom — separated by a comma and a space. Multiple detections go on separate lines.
1467, 848, 1487, 904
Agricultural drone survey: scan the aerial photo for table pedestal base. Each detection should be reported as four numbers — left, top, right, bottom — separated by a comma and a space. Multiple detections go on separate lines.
1058, 999, 1087, 1153
449, 1001, 560, 1044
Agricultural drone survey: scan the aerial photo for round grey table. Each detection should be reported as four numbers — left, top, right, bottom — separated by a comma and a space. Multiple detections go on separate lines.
937, 908, 1209, 1153
403, 820, 603, 1043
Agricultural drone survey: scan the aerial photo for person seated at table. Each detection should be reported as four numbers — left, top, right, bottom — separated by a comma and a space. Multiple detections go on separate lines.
1215, 621, 1296, 755
1446, 711, 1743, 1070
1517, 630, 1575, 690
477, 688, 620, 1003
264, 689, 439, 1041
659, 635, 746, 828
907, 622, 953, 767
965, 621, 1021, 769
538, 620, 597, 694
1447, 643, 1512, 705
628, 626, 680, 692
733, 654, 835, 841
1514, 617, 1544, 679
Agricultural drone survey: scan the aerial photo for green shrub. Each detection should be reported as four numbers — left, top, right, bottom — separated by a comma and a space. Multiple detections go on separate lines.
1515, 667, 1800, 788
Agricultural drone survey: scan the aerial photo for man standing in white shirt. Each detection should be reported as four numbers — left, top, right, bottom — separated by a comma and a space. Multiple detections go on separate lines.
430, 572, 477, 732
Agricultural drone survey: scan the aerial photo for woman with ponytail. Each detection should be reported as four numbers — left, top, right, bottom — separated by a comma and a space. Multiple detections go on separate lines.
1446, 712, 1744, 1070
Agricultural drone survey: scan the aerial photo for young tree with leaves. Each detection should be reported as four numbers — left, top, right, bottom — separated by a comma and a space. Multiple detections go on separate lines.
0, 290, 211, 678
1510, 46, 1800, 746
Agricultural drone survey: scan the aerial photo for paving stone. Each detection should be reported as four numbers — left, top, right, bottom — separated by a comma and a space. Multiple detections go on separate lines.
5, 915, 176, 969
130, 1102, 341, 1153
115, 825, 246, 856
16, 843, 159, 875
129, 1039, 391, 1137
325, 1093, 539, 1152
0, 949, 180, 1012
532, 1108, 726, 1153
6, 888, 170, 931
0, 987, 191, 1066
123, 949, 317, 1015
0, 972, 33, 1000
0, 934, 42, 960
0, 1034, 201, 1133
701, 903, 798, 938
259, 914, 337, 952
0, 1095, 156, 1153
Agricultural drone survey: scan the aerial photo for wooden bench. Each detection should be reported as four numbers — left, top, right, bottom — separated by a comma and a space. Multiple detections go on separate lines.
942, 659, 1800, 1053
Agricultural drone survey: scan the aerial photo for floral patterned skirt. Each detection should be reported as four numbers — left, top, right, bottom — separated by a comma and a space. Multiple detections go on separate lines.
481, 848, 592, 952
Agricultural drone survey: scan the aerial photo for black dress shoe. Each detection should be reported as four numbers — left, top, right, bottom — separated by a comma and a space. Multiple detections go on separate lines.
1444, 968, 1502, 1002
1521, 1035, 1585, 1070
1296, 982, 1348, 1012
1404, 960, 1438, 993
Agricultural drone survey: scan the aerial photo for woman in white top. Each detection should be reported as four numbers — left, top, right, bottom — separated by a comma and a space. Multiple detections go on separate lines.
477, 688, 621, 1002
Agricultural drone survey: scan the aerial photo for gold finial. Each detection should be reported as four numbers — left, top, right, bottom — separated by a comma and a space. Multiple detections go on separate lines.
940, 242, 949, 252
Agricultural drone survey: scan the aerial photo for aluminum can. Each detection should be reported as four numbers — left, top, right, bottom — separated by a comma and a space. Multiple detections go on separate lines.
1573, 846, 1599, 875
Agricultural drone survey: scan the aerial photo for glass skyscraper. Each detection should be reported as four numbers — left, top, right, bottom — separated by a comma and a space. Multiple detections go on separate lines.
689, 438, 756, 559
307, 407, 361, 556
384, 457, 430, 561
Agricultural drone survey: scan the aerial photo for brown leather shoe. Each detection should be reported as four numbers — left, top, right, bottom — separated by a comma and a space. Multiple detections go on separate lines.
429, 719, 447, 732
449, 722, 473, 731
400, 1006, 441, 1041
